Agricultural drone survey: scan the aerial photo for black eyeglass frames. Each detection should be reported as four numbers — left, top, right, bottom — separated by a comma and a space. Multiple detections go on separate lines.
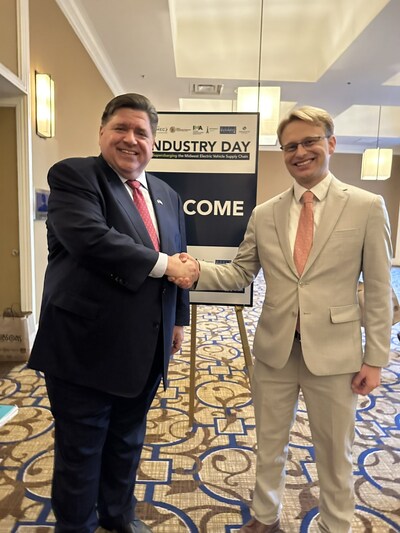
280, 135, 330, 153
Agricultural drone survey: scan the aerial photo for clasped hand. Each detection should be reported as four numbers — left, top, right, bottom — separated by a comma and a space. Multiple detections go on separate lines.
166, 253, 199, 289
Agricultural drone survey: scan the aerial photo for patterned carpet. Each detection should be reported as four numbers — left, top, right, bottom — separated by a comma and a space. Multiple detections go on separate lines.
0, 270, 399, 533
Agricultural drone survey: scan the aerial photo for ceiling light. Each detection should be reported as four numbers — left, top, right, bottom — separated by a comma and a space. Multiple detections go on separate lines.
180, 98, 233, 112
236, 87, 281, 145
361, 148, 393, 180
361, 106, 392, 180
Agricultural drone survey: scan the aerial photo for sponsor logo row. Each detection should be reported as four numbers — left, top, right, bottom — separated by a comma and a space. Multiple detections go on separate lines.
157, 125, 251, 135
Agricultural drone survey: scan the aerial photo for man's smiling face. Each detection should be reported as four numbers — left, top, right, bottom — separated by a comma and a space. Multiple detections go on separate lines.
99, 108, 155, 180
280, 119, 336, 188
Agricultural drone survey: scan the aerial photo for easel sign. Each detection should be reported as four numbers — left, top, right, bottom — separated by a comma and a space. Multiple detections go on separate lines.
148, 112, 259, 424
149, 111, 259, 307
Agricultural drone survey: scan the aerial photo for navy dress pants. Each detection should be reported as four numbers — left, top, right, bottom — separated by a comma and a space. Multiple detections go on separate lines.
45, 362, 162, 533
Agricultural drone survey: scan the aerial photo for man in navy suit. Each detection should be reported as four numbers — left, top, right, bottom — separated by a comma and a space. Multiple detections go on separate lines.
29, 93, 198, 533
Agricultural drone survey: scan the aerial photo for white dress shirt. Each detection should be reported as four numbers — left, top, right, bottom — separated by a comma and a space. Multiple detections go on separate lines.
120, 171, 168, 277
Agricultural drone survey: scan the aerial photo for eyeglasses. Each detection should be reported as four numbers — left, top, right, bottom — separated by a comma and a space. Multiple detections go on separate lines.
280, 135, 329, 153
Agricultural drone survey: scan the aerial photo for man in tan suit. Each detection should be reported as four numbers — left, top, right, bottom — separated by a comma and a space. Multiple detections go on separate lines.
173, 106, 393, 532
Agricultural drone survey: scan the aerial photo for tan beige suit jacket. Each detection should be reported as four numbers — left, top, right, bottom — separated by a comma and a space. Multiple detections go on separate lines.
197, 176, 392, 375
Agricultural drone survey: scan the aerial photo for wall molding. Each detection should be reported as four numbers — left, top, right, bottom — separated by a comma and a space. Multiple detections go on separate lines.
55, 0, 123, 95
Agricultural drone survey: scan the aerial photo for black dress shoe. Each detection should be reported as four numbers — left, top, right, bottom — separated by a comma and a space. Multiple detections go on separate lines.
109, 518, 153, 533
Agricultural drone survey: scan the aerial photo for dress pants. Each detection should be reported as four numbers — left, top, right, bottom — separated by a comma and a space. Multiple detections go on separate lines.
251, 339, 358, 533
45, 356, 162, 533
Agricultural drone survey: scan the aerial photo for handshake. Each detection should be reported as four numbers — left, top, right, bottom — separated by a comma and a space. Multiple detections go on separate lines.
166, 252, 200, 289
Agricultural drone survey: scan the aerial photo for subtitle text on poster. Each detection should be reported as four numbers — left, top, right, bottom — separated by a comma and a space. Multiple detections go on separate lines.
152, 152, 250, 160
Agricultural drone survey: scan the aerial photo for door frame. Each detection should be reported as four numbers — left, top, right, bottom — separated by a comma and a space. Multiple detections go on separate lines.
0, 0, 35, 317
0, 95, 36, 316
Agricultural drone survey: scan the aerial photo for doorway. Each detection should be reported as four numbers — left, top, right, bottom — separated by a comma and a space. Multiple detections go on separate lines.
0, 106, 20, 312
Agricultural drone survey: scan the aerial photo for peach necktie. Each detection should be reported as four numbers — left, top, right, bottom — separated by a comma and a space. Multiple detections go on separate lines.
126, 180, 160, 251
293, 190, 314, 275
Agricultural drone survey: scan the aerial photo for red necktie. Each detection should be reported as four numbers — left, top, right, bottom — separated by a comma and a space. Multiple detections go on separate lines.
293, 190, 314, 275
126, 180, 160, 251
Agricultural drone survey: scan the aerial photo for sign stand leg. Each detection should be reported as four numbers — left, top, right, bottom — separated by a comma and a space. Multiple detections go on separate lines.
235, 305, 253, 383
189, 304, 197, 427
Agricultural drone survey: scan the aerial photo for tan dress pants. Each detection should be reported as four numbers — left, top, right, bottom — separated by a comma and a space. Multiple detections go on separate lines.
251, 339, 357, 532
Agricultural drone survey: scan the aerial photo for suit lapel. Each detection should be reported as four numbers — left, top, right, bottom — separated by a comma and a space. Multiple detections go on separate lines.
274, 188, 298, 276
302, 178, 349, 275
146, 173, 170, 251
274, 178, 349, 278
99, 157, 155, 248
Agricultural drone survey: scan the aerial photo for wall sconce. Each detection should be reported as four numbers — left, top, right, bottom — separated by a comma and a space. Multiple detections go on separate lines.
236, 86, 281, 146
35, 72, 55, 138
361, 106, 392, 180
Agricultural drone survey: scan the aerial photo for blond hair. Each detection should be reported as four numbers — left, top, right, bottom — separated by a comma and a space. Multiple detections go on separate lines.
277, 106, 334, 144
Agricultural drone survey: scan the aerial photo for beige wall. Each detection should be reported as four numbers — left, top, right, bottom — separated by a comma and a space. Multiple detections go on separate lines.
258, 151, 400, 255
0, 0, 18, 75
29, 0, 113, 317
22, 0, 400, 315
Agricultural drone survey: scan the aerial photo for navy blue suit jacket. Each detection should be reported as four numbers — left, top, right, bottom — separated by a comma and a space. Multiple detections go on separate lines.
29, 155, 190, 395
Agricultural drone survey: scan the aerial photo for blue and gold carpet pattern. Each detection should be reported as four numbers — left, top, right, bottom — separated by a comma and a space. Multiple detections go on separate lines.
0, 270, 399, 532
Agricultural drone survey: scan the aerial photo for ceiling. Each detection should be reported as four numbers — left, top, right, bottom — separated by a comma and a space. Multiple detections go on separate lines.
56, 0, 400, 153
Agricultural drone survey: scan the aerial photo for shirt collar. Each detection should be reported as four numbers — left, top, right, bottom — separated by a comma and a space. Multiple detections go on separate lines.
105, 161, 148, 190
127, 171, 148, 190
118, 171, 148, 190
293, 172, 333, 202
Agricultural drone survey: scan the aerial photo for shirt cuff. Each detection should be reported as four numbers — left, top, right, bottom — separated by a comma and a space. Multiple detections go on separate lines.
149, 252, 168, 278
